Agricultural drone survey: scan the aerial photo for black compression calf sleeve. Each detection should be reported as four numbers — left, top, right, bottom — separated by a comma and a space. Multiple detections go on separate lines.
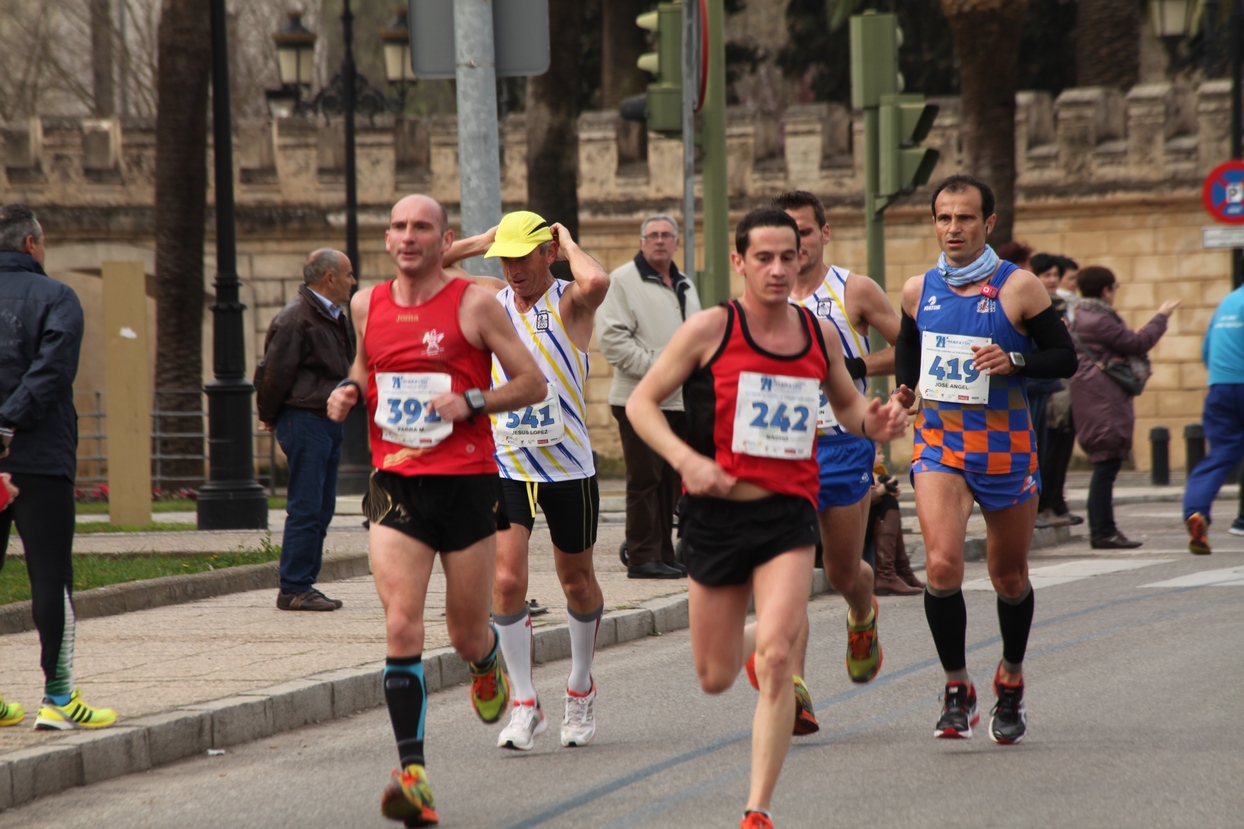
384, 655, 427, 768
997, 584, 1035, 669
924, 586, 968, 673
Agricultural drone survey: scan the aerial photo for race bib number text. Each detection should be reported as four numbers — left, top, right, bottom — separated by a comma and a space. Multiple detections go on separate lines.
493, 382, 565, 447
375, 372, 453, 448
732, 372, 819, 460
919, 332, 991, 404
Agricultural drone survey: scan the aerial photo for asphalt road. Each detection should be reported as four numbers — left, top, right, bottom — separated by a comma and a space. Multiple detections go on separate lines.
3, 503, 1242, 829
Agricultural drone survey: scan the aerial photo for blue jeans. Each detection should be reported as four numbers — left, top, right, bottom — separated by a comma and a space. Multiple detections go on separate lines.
276, 407, 344, 594
1183, 384, 1244, 523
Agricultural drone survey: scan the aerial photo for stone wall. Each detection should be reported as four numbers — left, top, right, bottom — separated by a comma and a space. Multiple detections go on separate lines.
2, 80, 1232, 471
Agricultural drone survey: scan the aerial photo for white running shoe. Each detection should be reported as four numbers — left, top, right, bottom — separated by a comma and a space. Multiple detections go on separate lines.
497, 701, 546, 751
560, 684, 596, 747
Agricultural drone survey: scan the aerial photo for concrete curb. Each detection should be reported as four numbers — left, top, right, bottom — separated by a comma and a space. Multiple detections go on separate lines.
0, 584, 777, 812
0, 552, 373, 637
0, 525, 1090, 811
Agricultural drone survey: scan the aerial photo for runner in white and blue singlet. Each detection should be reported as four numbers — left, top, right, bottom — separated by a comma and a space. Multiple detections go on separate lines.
464, 212, 611, 754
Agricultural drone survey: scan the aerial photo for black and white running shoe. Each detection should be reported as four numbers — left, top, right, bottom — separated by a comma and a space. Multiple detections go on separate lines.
990, 670, 1028, 745
934, 681, 979, 739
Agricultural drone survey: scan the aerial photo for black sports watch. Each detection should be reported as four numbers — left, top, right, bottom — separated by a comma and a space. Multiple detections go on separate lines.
1007, 352, 1026, 372
464, 388, 486, 416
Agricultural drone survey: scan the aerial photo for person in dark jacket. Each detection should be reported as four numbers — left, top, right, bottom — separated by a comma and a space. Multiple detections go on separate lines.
0, 203, 117, 729
1068, 266, 1180, 549
255, 249, 356, 611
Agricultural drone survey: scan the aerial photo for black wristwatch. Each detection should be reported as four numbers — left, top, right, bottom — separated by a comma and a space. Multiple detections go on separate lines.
464, 388, 486, 416
1008, 352, 1026, 372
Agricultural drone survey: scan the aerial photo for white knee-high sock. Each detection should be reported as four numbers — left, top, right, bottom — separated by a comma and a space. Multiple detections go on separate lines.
495, 608, 537, 705
566, 605, 602, 695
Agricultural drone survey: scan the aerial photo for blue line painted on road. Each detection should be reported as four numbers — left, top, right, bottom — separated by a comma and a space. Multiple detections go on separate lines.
501, 585, 1237, 829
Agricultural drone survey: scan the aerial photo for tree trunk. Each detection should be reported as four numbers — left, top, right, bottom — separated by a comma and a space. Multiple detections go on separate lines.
939, 0, 1028, 246
1076, 0, 1140, 90
90, 0, 115, 117
527, 0, 583, 247
602, 0, 650, 165
154, 0, 211, 492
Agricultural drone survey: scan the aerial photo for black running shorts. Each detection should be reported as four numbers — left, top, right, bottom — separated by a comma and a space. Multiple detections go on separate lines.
500, 475, 599, 554
679, 493, 819, 586
365, 470, 502, 553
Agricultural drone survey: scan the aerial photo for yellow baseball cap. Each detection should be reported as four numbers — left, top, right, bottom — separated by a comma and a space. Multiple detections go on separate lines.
484, 210, 554, 258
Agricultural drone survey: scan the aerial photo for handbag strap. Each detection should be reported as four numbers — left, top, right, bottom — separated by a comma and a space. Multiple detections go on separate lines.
1068, 322, 1110, 372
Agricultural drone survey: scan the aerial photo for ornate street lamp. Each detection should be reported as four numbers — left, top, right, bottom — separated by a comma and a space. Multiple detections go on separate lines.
264, 3, 416, 494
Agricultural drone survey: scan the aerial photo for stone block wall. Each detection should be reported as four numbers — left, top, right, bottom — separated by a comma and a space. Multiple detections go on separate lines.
2, 80, 1233, 471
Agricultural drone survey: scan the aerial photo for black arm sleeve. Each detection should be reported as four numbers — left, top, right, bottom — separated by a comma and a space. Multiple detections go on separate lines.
845, 356, 867, 381
895, 309, 921, 390
1020, 306, 1078, 379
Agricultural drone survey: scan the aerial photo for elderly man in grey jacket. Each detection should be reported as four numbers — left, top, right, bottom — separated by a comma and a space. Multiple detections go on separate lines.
596, 214, 701, 579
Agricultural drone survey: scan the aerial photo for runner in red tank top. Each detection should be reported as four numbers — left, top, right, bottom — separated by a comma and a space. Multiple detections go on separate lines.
626, 208, 908, 829
326, 194, 543, 826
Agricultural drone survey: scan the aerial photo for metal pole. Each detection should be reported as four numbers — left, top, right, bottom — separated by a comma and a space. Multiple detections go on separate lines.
682, 0, 697, 283
1232, 0, 1243, 288
864, 104, 887, 398
198, 0, 268, 530
699, 0, 729, 306
453, 0, 503, 278
336, 0, 371, 495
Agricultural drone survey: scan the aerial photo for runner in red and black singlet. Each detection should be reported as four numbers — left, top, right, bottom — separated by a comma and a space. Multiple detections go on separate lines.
364, 276, 495, 476
626, 207, 908, 829
326, 194, 544, 827
682, 298, 827, 508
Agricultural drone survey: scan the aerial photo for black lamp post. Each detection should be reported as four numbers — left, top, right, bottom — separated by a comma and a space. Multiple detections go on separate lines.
266, 4, 415, 495
198, 0, 269, 530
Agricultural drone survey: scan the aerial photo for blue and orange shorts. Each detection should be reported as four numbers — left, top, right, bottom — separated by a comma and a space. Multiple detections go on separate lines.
910, 456, 1040, 512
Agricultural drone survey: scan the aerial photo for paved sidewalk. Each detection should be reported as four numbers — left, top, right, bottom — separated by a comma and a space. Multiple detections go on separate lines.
0, 471, 1230, 810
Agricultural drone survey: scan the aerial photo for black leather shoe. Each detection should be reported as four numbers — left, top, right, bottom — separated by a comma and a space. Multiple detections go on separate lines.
662, 559, 688, 577
1090, 532, 1143, 549
627, 561, 683, 579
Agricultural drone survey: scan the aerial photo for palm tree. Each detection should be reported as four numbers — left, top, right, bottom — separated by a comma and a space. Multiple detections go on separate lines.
526, 0, 583, 244
153, 0, 211, 490
1076, 0, 1141, 89
939, 0, 1029, 245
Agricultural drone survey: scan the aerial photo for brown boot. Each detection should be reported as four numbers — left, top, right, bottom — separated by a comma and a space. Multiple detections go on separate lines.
873, 509, 922, 596
892, 523, 925, 590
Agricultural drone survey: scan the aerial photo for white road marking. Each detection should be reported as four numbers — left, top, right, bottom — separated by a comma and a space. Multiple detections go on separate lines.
962, 559, 1170, 591
1141, 566, 1244, 588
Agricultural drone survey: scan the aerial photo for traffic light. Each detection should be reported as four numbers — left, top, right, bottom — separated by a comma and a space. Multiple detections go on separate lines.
619, 2, 683, 136
879, 93, 939, 197
849, 11, 900, 110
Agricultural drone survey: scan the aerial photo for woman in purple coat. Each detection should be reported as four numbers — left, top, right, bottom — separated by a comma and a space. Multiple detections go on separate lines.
1069, 266, 1181, 548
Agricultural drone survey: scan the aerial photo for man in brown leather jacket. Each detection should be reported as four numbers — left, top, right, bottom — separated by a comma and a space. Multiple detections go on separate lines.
256, 249, 356, 611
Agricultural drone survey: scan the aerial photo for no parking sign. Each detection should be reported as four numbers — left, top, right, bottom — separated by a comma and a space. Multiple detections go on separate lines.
1202, 160, 1244, 224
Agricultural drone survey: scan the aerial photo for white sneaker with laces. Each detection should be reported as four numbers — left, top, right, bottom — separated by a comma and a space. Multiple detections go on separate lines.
561, 684, 596, 747
497, 701, 545, 751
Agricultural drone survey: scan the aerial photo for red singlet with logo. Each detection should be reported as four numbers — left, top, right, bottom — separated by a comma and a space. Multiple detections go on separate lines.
683, 301, 829, 508
364, 278, 496, 475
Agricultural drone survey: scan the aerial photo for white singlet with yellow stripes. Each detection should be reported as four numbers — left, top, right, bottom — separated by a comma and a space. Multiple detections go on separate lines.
792, 265, 871, 437
491, 280, 596, 482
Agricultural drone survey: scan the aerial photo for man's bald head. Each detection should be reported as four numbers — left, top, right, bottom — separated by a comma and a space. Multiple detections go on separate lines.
303, 248, 345, 285
391, 194, 449, 234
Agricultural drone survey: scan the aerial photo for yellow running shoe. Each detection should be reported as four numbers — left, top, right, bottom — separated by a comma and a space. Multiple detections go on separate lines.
34, 688, 117, 730
0, 695, 24, 727
793, 676, 820, 736
380, 764, 439, 827
846, 597, 883, 684
469, 649, 510, 724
